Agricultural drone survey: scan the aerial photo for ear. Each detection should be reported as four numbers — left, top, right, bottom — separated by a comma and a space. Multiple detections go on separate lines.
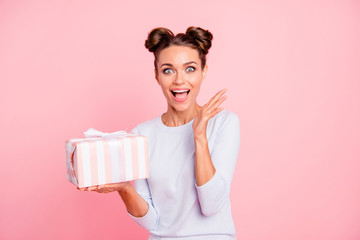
202, 65, 208, 80
154, 68, 160, 85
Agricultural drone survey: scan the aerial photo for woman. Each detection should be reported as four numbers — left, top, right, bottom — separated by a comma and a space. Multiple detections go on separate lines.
81, 26, 241, 240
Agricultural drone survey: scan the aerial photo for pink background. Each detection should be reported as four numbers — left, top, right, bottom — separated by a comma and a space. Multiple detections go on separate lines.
1, 0, 359, 239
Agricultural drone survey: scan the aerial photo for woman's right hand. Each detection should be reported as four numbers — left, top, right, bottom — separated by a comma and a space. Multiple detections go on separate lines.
78, 181, 149, 217
77, 181, 133, 194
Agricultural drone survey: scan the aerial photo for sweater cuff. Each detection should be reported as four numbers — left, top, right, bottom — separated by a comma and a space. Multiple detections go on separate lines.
195, 170, 219, 191
127, 201, 157, 230
195, 170, 228, 216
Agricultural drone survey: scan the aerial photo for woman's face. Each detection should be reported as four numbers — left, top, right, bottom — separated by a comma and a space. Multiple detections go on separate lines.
155, 45, 207, 112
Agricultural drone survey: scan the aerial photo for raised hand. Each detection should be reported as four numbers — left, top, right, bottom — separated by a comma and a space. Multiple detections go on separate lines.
192, 88, 227, 139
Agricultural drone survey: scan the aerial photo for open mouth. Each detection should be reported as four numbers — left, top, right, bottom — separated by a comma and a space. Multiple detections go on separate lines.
171, 90, 190, 99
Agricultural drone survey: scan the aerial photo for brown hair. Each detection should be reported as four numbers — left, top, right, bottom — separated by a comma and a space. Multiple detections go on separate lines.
145, 26, 213, 72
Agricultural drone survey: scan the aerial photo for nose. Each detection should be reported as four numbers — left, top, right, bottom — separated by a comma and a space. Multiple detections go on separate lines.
173, 72, 186, 85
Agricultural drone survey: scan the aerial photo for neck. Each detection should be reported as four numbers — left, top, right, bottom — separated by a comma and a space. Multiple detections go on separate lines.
162, 103, 201, 127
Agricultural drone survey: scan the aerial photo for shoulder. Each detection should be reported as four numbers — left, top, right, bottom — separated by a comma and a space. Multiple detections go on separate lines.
210, 109, 240, 128
130, 115, 160, 135
208, 109, 240, 144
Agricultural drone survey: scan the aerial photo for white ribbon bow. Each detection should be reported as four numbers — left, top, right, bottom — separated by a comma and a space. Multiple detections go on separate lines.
84, 128, 134, 138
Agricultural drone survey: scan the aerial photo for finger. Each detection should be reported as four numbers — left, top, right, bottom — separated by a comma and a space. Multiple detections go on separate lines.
99, 183, 115, 189
202, 94, 227, 118
201, 95, 226, 119
96, 189, 111, 193
97, 186, 113, 192
207, 103, 226, 120
96, 189, 110, 193
101, 182, 129, 189
98, 185, 115, 191
209, 89, 227, 104
87, 186, 99, 191
215, 107, 225, 115
211, 94, 227, 111
207, 89, 227, 108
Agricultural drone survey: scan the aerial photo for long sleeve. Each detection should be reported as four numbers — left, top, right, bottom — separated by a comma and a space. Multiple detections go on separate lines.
125, 112, 238, 238
127, 126, 159, 231
195, 112, 240, 216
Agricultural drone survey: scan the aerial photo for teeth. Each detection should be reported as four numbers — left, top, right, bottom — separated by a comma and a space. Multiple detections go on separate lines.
172, 90, 188, 93
171, 89, 190, 97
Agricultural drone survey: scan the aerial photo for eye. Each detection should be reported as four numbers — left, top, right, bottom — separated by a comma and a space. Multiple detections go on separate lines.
186, 66, 195, 72
163, 68, 174, 74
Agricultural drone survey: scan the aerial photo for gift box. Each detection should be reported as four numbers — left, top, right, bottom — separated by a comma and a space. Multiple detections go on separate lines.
65, 128, 149, 188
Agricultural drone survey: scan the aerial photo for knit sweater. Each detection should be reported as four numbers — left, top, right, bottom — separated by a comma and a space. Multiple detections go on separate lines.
128, 109, 240, 240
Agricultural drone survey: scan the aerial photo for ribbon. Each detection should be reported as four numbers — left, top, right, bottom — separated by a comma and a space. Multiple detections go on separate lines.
84, 128, 134, 138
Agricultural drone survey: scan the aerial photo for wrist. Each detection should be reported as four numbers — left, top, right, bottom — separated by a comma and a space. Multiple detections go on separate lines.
117, 182, 133, 195
194, 133, 207, 143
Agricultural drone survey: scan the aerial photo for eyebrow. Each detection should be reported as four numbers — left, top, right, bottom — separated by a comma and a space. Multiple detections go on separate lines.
160, 61, 198, 68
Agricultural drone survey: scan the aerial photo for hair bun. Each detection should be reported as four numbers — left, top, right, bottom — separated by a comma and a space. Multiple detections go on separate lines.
185, 26, 213, 54
145, 26, 213, 70
145, 27, 174, 53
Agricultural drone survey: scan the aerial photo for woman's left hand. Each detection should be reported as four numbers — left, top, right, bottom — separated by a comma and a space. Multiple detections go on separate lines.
192, 88, 227, 139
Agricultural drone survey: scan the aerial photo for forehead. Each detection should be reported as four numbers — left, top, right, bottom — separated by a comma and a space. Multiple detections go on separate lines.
157, 46, 200, 65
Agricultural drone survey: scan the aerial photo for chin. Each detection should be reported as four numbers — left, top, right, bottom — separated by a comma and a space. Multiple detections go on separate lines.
166, 93, 196, 112
171, 104, 187, 112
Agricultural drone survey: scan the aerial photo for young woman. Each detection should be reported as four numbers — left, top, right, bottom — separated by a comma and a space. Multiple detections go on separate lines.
81, 26, 241, 240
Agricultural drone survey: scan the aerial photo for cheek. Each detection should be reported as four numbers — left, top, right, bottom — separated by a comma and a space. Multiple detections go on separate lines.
158, 79, 171, 94
189, 73, 203, 87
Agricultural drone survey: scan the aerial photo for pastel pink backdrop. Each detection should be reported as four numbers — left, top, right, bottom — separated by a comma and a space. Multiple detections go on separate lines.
1, 0, 359, 239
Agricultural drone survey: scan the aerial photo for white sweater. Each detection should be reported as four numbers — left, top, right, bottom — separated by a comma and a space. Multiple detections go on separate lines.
129, 109, 240, 240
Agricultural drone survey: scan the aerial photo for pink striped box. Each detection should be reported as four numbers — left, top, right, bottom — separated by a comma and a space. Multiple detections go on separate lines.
65, 129, 148, 188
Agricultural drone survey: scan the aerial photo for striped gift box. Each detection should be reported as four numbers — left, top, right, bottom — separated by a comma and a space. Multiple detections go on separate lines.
65, 129, 148, 188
